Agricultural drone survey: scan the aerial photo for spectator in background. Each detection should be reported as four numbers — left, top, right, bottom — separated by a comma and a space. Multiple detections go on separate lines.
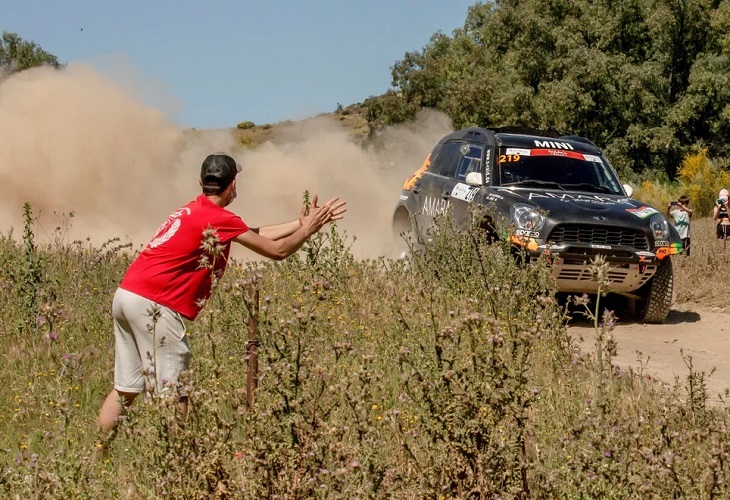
714, 189, 730, 247
667, 195, 692, 255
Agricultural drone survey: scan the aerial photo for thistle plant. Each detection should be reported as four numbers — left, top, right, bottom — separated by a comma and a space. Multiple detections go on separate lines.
573, 255, 617, 380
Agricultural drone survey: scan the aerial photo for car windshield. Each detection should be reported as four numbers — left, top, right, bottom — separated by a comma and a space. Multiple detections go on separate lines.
497, 146, 623, 194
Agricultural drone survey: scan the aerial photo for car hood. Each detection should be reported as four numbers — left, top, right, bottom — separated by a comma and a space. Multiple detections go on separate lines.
493, 188, 665, 228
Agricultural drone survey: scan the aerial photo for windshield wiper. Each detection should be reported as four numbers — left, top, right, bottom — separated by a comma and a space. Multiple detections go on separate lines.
560, 183, 613, 194
501, 180, 566, 190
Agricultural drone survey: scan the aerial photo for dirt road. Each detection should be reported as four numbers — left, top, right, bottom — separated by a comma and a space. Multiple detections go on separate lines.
568, 307, 730, 403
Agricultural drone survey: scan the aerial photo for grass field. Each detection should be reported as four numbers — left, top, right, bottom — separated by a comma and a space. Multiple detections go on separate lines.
1, 206, 730, 498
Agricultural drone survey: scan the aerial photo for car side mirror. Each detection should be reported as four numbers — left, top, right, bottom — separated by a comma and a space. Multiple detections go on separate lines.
623, 184, 634, 197
465, 171, 483, 186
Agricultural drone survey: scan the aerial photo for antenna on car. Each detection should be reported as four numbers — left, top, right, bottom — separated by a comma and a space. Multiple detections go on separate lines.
488, 126, 565, 138
558, 135, 599, 148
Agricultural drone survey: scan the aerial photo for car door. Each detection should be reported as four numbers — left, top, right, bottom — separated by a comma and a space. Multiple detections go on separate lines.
447, 143, 485, 229
413, 140, 463, 237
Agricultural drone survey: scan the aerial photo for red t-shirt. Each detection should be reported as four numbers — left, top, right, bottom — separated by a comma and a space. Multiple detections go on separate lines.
120, 195, 249, 320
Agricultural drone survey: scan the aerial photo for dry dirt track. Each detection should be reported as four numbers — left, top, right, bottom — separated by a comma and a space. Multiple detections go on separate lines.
568, 307, 730, 403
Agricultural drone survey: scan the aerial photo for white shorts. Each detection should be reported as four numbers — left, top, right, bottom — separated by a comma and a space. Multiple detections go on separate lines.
112, 288, 191, 395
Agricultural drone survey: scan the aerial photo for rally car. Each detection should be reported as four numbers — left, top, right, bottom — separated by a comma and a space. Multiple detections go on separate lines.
392, 127, 682, 323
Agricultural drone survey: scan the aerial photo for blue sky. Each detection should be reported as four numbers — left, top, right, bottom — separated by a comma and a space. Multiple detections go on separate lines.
3, 0, 478, 129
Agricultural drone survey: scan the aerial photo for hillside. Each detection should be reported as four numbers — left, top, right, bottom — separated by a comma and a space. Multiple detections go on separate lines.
233, 103, 370, 149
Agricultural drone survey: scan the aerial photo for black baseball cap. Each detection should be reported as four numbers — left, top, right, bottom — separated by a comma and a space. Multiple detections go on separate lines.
200, 152, 242, 187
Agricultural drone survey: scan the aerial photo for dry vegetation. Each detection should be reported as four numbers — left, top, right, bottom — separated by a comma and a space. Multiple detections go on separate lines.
234, 104, 369, 150
1, 201, 730, 498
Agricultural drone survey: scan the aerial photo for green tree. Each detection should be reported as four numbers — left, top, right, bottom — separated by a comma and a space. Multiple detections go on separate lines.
0, 31, 62, 74
370, 0, 726, 179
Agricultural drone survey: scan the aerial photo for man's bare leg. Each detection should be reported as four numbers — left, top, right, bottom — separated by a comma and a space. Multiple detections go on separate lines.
97, 389, 138, 435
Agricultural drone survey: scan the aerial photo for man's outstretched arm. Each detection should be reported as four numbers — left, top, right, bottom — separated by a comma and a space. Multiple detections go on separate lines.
235, 197, 346, 260
249, 195, 347, 241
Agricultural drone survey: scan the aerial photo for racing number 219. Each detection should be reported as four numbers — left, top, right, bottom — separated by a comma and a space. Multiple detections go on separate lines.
499, 154, 521, 163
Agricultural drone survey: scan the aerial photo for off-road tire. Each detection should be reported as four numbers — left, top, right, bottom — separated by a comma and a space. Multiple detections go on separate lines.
392, 210, 419, 258
636, 257, 673, 324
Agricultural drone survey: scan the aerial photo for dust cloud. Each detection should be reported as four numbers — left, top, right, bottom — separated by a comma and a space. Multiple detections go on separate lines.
0, 62, 452, 259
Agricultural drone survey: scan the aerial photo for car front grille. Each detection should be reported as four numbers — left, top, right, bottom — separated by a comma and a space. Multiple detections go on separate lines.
548, 224, 650, 250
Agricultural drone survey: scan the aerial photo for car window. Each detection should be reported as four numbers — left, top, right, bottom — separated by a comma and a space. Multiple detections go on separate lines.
497, 147, 623, 194
429, 141, 463, 178
456, 145, 483, 181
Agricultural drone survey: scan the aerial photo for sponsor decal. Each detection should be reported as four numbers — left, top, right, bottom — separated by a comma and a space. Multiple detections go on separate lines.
533, 140, 575, 150
531, 149, 585, 160
510, 148, 586, 163
422, 196, 450, 217
655, 240, 684, 260
527, 192, 634, 206
403, 153, 431, 190
583, 154, 603, 163
506, 144, 600, 163
399, 194, 409, 201
635, 251, 655, 257
515, 229, 541, 238
655, 245, 681, 259
510, 235, 539, 251
484, 149, 491, 184
451, 183, 479, 202
538, 244, 563, 251
626, 206, 659, 218
485, 193, 504, 201
590, 244, 611, 249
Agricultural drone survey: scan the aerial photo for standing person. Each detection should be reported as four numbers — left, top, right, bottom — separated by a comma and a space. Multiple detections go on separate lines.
714, 189, 730, 247
666, 195, 693, 255
96, 152, 346, 437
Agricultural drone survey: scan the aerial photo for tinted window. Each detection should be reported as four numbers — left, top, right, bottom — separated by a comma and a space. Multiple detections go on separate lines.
456, 145, 483, 181
429, 141, 463, 178
497, 147, 622, 194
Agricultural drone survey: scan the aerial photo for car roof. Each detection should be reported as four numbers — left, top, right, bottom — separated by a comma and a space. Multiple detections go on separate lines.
437, 127, 603, 155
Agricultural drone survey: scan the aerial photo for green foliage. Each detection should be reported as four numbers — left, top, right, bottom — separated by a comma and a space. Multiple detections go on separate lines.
677, 147, 730, 216
363, 90, 421, 137
369, 0, 730, 179
629, 147, 730, 216
16, 203, 43, 333
236, 121, 255, 130
0, 31, 62, 74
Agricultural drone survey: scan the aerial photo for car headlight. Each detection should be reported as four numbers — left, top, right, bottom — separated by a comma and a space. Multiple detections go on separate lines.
649, 213, 670, 241
511, 204, 545, 232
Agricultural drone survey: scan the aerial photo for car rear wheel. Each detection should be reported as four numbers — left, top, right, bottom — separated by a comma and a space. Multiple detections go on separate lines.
392, 210, 418, 259
636, 258, 673, 324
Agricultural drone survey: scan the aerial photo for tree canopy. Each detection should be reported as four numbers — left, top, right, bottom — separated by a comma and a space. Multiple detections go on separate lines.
366, 0, 730, 178
0, 31, 62, 75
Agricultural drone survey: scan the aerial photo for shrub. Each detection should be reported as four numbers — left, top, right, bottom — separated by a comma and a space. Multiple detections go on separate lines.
677, 147, 730, 216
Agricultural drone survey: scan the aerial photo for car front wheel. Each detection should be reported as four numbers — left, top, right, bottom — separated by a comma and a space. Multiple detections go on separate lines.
636, 257, 673, 324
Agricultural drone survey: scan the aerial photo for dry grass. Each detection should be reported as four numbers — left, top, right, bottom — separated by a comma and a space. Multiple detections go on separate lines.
2, 206, 730, 497
673, 217, 730, 308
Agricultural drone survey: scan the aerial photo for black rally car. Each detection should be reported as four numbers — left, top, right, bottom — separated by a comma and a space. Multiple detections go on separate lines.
392, 127, 683, 324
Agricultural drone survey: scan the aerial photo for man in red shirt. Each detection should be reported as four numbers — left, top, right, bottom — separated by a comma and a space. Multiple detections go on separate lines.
97, 152, 346, 436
